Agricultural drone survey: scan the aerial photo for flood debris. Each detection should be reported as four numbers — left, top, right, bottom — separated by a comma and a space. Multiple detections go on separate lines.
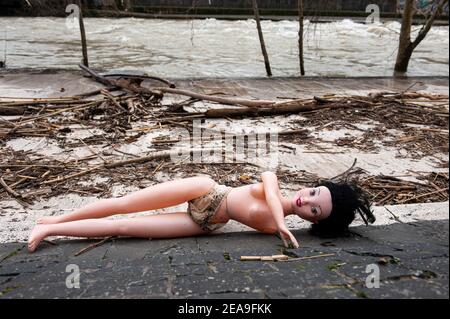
0, 70, 448, 208
360, 172, 449, 205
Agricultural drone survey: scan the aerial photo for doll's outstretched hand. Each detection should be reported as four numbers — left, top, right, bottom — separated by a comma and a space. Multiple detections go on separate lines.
278, 224, 299, 249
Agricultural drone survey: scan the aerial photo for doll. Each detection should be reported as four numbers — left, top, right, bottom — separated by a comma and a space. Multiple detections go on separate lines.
28, 172, 375, 252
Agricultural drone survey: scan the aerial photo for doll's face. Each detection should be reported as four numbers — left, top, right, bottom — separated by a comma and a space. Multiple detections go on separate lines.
291, 186, 333, 223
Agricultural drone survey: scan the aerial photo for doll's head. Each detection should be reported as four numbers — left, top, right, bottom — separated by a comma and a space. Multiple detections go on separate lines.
291, 181, 375, 237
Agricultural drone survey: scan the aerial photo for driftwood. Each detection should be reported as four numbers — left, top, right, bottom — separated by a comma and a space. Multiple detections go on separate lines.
80, 64, 275, 108
41, 147, 220, 186
8, 100, 102, 125
75, 87, 121, 98
0, 176, 22, 198
0, 98, 81, 106
152, 129, 309, 145
103, 74, 176, 88
100, 89, 128, 113
79, 64, 163, 99
202, 99, 358, 118
0, 98, 88, 116
155, 87, 275, 108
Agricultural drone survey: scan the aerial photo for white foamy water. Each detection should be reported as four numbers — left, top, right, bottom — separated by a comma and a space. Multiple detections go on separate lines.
0, 17, 448, 77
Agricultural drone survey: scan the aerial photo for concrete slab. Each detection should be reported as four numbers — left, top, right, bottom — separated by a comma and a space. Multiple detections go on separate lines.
0, 219, 447, 298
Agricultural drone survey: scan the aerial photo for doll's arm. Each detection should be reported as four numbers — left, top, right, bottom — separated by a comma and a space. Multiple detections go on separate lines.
261, 171, 299, 248
261, 171, 285, 228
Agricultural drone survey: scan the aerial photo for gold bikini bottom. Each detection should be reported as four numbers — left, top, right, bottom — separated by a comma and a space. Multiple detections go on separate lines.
187, 183, 233, 232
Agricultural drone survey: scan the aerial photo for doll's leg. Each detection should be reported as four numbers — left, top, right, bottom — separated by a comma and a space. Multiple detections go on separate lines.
38, 176, 215, 224
29, 212, 208, 252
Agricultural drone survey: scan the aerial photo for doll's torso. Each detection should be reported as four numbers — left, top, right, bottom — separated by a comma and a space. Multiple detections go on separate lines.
210, 183, 278, 234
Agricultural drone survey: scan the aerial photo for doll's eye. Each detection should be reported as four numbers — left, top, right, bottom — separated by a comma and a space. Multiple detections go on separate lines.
310, 189, 316, 196
311, 207, 318, 215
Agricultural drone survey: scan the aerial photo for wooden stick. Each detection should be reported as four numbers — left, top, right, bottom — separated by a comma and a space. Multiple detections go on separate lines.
241, 256, 262, 261
74, 236, 114, 257
241, 255, 289, 261
279, 253, 336, 262
75, 87, 120, 98
21, 188, 53, 199
10, 100, 101, 125
42, 164, 104, 185
0, 176, 21, 198
0, 98, 83, 107
369, 185, 417, 191
100, 89, 128, 113
398, 187, 449, 204
152, 129, 308, 144
240, 253, 335, 262
79, 138, 107, 163
0, 96, 80, 101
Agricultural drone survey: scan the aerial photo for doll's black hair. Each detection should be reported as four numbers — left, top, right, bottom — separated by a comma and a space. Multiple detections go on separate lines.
309, 181, 375, 237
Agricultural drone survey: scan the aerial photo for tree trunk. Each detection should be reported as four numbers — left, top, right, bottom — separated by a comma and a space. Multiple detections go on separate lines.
251, 0, 272, 77
395, 44, 414, 73
395, 0, 414, 73
298, 0, 305, 76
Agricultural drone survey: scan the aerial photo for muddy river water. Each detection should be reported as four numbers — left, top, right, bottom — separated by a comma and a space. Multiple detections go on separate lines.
0, 17, 448, 77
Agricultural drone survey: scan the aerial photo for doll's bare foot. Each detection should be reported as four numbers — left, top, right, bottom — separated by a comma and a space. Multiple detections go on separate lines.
28, 225, 50, 253
37, 216, 61, 225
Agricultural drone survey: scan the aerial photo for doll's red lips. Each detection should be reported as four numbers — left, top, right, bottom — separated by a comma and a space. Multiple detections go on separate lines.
296, 198, 303, 207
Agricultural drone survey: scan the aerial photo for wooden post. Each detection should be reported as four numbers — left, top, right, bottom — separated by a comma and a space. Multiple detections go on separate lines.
298, 0, 305, 76
251, 0, 272, 77
1, 27, 7, 68
78, 0, 89, 67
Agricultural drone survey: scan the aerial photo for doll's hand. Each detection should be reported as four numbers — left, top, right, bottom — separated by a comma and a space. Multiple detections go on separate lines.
278, 225, 299, 249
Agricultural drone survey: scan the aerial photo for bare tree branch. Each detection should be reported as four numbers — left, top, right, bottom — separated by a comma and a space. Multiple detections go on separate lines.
412, 0, 449, 49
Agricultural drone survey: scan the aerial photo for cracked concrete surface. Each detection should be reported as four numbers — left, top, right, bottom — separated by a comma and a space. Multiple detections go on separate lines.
0, 219, 448, 298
